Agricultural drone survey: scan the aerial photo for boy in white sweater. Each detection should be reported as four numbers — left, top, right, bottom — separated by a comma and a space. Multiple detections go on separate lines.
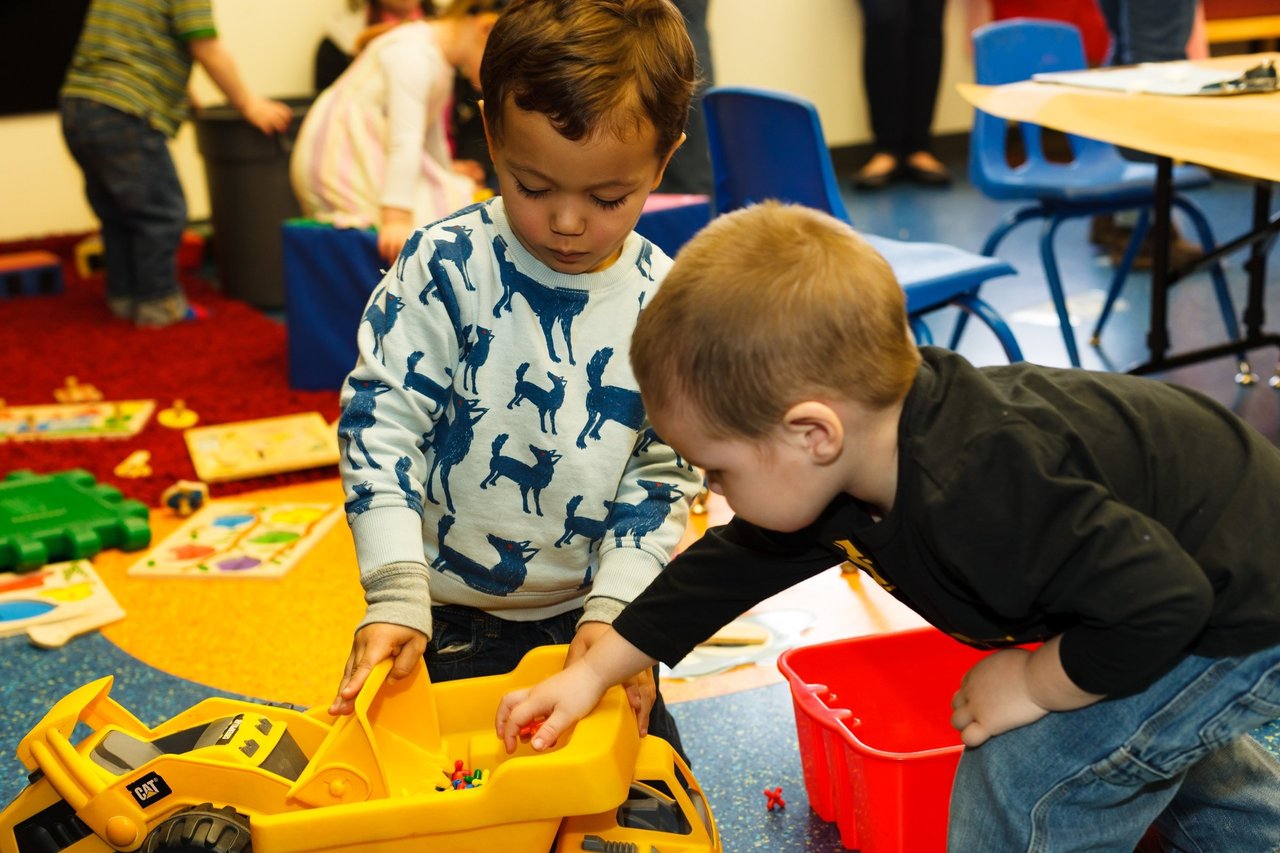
331, 0, 702, 754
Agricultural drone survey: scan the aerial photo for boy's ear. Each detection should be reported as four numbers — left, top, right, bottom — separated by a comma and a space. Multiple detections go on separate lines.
649, 132, 688, 190
781, 401, 843, 464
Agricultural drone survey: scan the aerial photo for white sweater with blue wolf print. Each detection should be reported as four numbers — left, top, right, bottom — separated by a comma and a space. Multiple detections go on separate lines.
338, 197, 702, 640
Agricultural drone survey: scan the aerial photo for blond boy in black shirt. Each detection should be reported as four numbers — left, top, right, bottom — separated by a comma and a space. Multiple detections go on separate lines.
497, 202, 1280, 851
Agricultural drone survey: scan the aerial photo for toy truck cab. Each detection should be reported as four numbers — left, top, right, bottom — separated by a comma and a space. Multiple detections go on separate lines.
0, 646, 720, 852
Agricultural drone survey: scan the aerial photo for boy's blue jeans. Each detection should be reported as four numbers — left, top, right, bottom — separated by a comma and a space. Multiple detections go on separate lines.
59, 97, 187, 310
425, 604, 687, 762
949, 643, 1280, 851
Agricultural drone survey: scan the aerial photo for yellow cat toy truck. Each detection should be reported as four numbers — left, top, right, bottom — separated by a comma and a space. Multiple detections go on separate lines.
0, 646, 720, 852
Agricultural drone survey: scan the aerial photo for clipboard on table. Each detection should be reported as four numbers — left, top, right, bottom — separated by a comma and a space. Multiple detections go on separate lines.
1034, 59, 1277, 96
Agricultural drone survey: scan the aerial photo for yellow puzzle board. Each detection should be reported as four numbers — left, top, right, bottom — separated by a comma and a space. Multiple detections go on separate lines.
128, 500, 340, 579
0, 560, 126, 647
183, 412, 339, 483
0, 400, 154, 442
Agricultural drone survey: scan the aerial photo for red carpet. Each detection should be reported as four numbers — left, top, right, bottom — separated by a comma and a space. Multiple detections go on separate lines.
0, 252, 341, 507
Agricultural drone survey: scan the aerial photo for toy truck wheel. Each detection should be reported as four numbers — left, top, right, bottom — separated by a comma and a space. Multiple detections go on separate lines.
139, 804, 251, 853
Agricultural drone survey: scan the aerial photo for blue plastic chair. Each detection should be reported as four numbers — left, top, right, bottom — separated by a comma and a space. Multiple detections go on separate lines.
702, 85, 1023, 362
961, 18, 1239, 367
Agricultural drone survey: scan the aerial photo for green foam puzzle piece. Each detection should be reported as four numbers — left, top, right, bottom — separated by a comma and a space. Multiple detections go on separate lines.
0, 469, 151, 572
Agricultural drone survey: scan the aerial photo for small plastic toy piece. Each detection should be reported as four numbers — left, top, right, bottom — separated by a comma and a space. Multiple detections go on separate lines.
764, 786, 786, 811
518, 718, 546, 742
113, 450, 152, 479
157, 398, 199, 429
54, 375, 103, 403
160, 479, 210, 517
0, 469, 150, 572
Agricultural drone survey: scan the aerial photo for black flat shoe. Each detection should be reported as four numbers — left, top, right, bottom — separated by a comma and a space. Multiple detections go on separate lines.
851, 159, 901, 191
905, 161, 953, 187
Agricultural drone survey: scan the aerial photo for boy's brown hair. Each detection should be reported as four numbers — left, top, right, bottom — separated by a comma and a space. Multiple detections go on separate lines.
479, 0, 696, 157
632, 202, 922, 439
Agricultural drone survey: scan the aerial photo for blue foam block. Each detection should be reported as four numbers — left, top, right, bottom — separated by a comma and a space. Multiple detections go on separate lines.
282, 221, 384, 390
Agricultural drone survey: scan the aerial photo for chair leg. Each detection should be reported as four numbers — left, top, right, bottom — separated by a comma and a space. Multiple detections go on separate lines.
1038, 216, 1082, 367
910, 315, 935, 346
949, 294, 1024, 362
1091, 208, 1150, 346
950, 206, 1044, 351
1171, 195, 1254, 383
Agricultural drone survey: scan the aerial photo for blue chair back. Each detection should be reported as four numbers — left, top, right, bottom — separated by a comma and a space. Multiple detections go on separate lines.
702, 86, 852, 223
970, 19, 1116, 197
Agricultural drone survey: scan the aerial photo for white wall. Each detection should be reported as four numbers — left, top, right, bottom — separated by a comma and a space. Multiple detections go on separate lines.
0, 0, 980, 241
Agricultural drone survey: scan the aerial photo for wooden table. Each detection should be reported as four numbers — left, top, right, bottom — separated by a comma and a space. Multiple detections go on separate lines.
959, 54, 1280, 381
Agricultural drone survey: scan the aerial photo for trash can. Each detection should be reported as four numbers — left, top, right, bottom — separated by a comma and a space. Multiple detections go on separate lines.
194, 96, 311, 309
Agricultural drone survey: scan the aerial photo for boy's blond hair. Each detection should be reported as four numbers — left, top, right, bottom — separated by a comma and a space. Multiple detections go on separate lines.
632, 202, 922, 439
479, 0, 695, 157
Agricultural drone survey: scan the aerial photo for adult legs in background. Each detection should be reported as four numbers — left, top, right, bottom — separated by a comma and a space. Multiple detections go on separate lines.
1090, 0, 1203, 263
659, 0, 714, 195
59, 97, 189, 326
853, 0, 950, 189
948, 648, 1280, 851
426, 604, 688, 763
1096, 0, 1198, 65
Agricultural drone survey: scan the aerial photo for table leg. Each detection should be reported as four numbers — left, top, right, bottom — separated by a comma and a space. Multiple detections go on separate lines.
1146, 157, 1173, 368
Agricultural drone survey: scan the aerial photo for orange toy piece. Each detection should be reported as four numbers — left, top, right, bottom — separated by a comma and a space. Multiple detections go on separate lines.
53, 376, 103, 404
112, 450, 152, 479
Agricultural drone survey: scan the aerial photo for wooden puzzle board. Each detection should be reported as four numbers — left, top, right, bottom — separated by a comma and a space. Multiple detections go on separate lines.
0, 560, 125, 647
127, 499, 341, 579
0, 400, 154, 442
183, 411, 339, 483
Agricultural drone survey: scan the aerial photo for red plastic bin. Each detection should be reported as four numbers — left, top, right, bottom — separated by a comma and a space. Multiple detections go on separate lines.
777, 627, 993, 852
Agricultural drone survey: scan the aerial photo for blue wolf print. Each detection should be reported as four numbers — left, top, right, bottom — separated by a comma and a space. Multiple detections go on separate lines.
460, 325, 493, 393
432, 514, 538, 596
434, 224, 475, 292
635, 238, 654, 281
339, 377, 392, 470
555, 494, 610, 550
632, 426, 687, 469
607, 480, 684, 548
344, 481, 375, 515
423, 391, 488, 513
395, 228, 428, 281
492, 235, 589, 364
403, 351, 453, 410
506, 362, 567, 435
395, 456, 423, 515
419, 249, 466, 348
479, 433, 562, 516
578, 347, 645, 449
363, 286, 405, 364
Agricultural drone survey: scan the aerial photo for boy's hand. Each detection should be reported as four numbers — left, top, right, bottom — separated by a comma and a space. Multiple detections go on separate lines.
949, 648, 1049, 747
495, 661, 610, 753
951, 636, 1105, 747
240, 95, 293, 135
568, 622, 658, 736
330, 622, 427, 716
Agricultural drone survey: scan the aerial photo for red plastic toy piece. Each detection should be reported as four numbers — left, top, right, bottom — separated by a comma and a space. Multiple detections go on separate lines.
764, 786, 786, 811
518, 718, 545, 742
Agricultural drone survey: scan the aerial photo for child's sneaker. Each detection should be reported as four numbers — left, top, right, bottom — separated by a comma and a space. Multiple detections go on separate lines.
135, 293, 202, 327
106, 296, 133, 321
